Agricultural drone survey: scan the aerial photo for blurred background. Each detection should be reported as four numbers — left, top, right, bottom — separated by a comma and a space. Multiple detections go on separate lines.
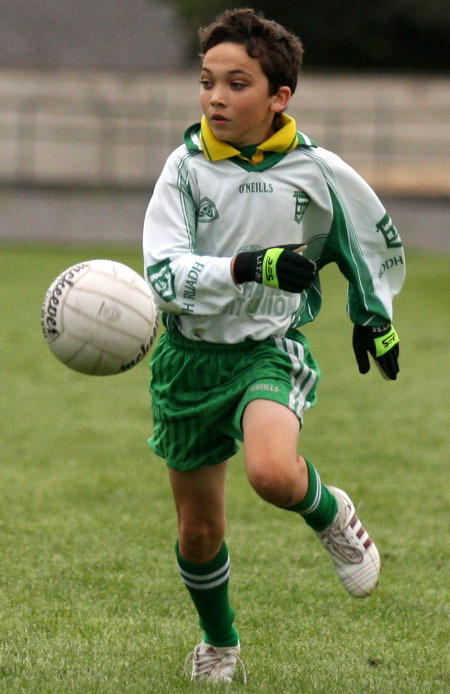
0, 0, 449, 250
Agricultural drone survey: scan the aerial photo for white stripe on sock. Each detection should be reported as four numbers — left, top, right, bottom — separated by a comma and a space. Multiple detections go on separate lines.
181, 567, 230, 591
178, 557, 230, 590
302, 468, 322, 515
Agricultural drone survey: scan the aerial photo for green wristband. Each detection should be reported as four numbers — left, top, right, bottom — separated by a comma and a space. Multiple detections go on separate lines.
374, 326, 399, 357
262, 247, 284, 287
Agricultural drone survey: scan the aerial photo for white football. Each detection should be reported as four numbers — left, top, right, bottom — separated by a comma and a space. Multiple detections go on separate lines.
41, 259, 159, 375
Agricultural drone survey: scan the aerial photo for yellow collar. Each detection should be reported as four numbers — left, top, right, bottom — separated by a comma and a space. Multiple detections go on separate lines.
199, 114, 299, 164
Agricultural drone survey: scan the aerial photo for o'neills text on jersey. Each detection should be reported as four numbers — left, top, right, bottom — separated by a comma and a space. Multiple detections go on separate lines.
239, 183, 273, 194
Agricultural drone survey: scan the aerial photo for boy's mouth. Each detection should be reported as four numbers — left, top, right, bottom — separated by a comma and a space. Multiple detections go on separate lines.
211, 113, 229, 122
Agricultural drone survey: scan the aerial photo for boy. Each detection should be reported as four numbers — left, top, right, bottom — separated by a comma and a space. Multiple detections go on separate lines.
143, 8, 404, 684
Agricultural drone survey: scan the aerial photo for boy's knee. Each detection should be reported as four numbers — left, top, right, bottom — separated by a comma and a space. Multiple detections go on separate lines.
246, 454, 308, 507
178, 518, 225, 563
247, 459, 289, 504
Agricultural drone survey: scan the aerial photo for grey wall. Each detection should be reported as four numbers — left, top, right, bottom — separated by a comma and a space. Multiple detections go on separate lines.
0, 0, 186, 69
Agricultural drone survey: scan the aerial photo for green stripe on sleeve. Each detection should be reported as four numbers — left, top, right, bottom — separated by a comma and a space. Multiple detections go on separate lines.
326, 185, 390, 324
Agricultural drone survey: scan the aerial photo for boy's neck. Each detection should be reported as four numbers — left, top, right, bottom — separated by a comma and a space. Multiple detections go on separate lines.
236, 143, 260, 158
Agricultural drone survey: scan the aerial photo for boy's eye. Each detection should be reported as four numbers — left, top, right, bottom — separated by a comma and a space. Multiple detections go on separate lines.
199, 79, 212, 89
231, 82, 246, 90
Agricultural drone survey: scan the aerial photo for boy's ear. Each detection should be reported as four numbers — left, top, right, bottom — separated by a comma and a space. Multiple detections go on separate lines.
271, 86, 291, 113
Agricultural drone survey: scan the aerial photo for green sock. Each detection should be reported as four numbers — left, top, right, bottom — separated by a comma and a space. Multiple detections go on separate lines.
175, 540, 239, 647
286, 458, 338, 531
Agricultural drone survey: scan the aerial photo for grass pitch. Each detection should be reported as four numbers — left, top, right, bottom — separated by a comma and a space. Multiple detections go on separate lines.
0, 244, 449, 693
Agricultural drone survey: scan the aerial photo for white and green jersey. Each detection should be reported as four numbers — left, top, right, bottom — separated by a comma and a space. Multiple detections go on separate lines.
143, 114, 405, 344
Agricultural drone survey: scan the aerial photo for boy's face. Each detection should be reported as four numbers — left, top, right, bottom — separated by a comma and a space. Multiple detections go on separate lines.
200, 42, 290, 147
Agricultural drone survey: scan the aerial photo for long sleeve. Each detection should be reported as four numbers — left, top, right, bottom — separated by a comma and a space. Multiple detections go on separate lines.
315, 149, 405, 326
143, 147, 242, 317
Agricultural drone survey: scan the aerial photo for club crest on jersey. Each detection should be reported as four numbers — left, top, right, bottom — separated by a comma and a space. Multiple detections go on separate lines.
198, 197, 219, 223
146, 259, 176, 302
375, 213, 402, 248
293, 191, 310, 224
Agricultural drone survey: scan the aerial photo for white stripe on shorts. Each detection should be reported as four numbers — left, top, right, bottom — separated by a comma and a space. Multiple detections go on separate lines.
274, 336, 317, 418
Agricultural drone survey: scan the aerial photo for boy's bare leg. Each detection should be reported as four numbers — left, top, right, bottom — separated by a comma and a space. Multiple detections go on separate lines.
242, 398, 380, 597
169, 460, 240, 657
242, 399, 309, 508
242, 398, 337, 526
169, 461, 227, 563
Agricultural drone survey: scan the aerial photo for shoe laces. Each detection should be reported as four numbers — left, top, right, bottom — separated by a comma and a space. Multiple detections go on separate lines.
184, 643, 247, 684
318, 502, 365, 564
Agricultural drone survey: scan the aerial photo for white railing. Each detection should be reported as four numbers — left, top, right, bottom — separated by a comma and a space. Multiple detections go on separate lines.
0, 69, 448, 195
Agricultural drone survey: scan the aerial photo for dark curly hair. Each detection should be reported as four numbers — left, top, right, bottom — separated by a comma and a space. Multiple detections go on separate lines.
198, 8, 304, 96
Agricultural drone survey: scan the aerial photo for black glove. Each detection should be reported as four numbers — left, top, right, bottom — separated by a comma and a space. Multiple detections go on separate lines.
353, 324, 400, 380
233, 244, 316, 293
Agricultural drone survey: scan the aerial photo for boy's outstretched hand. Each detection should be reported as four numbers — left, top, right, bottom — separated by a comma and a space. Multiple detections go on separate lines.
233, 244, 316, 293
352, 324, 400, 380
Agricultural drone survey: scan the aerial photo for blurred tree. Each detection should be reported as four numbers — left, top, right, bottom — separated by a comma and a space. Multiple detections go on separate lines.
168, 0, 450, 71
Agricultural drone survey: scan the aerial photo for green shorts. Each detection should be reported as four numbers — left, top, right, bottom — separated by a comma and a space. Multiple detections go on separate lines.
148, 329, 320, 471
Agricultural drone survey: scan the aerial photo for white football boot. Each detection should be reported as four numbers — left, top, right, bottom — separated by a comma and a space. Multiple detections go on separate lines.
184, 641, 247, 684
315, 487, 381, 597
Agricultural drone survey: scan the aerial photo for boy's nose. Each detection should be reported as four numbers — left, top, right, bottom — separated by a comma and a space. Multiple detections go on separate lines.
210, 85, 226, 106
